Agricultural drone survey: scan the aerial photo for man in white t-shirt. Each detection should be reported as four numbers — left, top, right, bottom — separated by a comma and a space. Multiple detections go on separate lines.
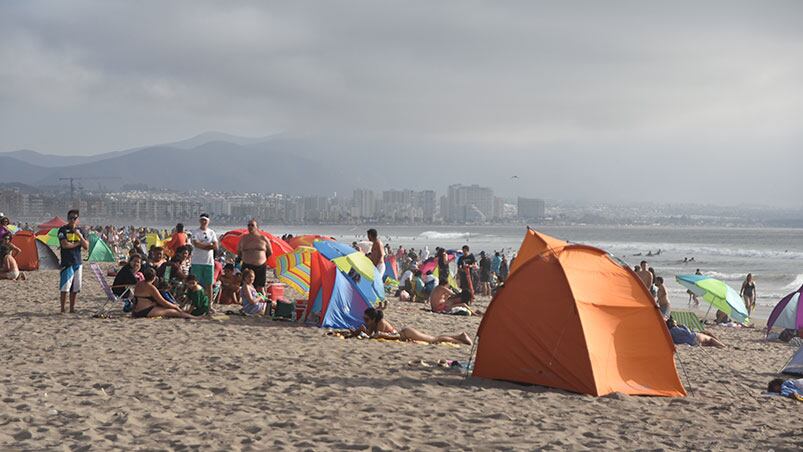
190, 213, 218, 301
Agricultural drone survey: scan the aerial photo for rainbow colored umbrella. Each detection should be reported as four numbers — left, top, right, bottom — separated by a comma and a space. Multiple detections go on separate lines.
219, 229, 292, 268
312, 240, 377, 281
676, 274, 749, 323
274, 247, 314, 295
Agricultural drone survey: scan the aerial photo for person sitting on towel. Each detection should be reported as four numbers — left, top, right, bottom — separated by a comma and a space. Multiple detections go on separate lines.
348, 307, 472, 345
666, 316, 725, 348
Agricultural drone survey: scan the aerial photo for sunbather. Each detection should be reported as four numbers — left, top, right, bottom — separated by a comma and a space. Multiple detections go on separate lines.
666, 316, 725, 348
130, 268, 198, 319
350, 307, 472, 345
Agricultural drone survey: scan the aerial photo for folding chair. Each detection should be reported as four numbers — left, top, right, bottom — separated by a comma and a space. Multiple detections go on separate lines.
91, 263, 134, 315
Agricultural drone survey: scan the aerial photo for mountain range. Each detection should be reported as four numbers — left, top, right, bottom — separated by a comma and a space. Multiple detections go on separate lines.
0, 133, 358, 195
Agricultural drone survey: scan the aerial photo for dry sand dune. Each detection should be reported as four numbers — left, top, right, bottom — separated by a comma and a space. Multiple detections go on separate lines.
1, 269, 801, 450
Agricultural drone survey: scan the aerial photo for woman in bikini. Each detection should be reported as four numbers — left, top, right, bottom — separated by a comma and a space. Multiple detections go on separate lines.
352, 307, 473, 345
131, 268, 198, 319
740, 273, 757, 315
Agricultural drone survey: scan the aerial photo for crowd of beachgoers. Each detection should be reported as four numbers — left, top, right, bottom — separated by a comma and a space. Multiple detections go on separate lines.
1, 209, 801, 404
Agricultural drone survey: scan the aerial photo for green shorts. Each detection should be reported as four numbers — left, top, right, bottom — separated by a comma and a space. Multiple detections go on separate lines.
190, 264, 214, 287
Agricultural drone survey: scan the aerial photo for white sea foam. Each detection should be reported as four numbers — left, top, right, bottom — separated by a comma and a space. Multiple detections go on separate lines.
593, 241, 803, 260
418, 231, 472, 240
703, 271, 749, 280
783, 274, 803, 291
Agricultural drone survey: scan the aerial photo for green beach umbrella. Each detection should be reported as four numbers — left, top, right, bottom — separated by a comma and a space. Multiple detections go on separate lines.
676, 274, 749, 323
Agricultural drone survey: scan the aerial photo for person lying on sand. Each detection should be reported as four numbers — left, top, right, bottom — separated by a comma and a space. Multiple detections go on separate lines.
666, 316, 725, 348
347, 307, 473, 345
767, 378, 803, 401
131, 268, 199, 319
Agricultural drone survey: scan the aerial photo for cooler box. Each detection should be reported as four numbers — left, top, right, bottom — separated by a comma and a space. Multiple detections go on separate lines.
273, 300, 295, 320
266, 283, 285, 300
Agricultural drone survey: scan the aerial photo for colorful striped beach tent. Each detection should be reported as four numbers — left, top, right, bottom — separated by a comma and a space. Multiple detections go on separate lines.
473, 228, 686, 397
383, 255, 398, 281
767, 285, 803, 334
305, 252, 378, 329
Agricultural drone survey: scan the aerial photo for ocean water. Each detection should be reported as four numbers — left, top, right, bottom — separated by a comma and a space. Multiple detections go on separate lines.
256, 224, 802, 320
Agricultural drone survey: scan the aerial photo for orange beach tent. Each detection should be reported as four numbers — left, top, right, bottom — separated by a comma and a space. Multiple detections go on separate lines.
473, 228, 686, 397
10, 230, 60, 271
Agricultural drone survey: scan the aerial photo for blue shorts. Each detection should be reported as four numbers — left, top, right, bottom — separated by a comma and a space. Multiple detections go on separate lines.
60, 264, 83, 293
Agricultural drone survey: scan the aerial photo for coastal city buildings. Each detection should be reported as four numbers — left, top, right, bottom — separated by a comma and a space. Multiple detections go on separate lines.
0, 185, 524, 225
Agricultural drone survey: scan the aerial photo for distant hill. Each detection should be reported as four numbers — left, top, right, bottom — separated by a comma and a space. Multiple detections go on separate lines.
0, 156, 51, 183
0, 131, 446, 195
0, 132, 277, 168
24, 140, 350, 195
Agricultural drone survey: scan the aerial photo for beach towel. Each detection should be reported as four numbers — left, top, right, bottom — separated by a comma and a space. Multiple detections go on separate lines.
672, 311, 704, 332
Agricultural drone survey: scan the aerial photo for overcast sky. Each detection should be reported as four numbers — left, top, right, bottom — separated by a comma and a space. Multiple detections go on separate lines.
1, 1, 801, 206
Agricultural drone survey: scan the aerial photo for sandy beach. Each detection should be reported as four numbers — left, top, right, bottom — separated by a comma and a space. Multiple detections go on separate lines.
1, 269, 801, 451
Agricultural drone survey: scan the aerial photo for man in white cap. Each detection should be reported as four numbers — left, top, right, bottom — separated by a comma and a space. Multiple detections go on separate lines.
191, 213, 218, 302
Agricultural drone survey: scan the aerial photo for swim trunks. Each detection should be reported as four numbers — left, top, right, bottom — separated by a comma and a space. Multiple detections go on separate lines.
241, 262, 267, 288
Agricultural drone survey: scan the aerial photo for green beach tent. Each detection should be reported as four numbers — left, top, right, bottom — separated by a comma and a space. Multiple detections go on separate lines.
87, 236, 115, 262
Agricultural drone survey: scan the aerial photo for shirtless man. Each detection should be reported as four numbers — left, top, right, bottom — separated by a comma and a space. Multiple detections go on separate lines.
237, 218, 272, 293
428, 280, 474, 314
367, 228, 385, 276
636, 260, 653, 291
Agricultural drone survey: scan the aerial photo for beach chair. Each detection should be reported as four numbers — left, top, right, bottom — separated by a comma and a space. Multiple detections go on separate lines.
90, 262, 134, 315
672, 311, 704, 332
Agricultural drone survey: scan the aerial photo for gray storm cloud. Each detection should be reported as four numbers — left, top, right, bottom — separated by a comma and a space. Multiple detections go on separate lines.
0, 1, 801, 205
